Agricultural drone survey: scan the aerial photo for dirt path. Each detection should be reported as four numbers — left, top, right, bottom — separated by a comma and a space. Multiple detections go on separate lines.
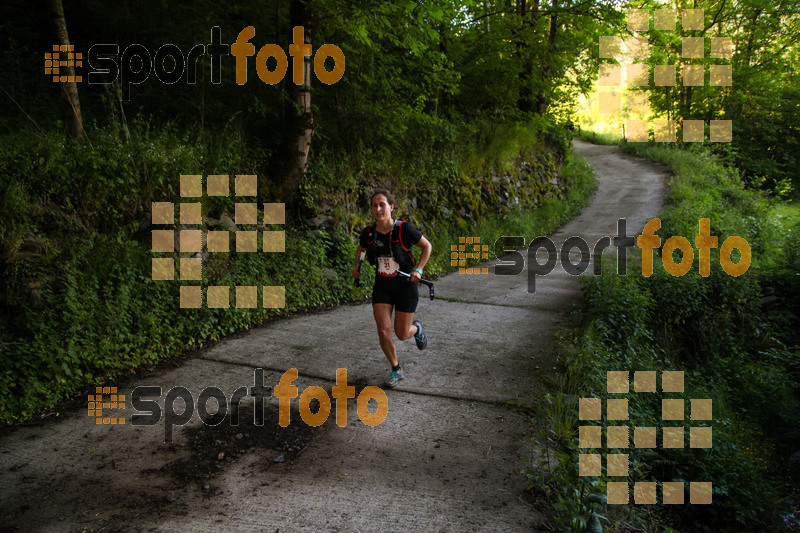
0, 140, 668, 533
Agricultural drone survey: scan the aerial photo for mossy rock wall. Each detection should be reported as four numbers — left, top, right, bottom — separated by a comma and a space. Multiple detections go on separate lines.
305, 149, 567, 237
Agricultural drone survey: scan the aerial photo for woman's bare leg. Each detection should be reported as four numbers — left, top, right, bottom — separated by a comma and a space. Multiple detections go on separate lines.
394, 311, 418, 341
373, 303, 398, 366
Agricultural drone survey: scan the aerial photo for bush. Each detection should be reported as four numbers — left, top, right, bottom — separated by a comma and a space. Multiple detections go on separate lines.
547, 142, 800, 532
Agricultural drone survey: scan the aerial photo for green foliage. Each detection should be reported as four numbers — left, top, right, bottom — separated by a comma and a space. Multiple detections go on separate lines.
524, 391, 614, 533
553, 142, 800, 532
426, 152, 597, 278
573, 1, 800, 195
0, 119, 250, 423
574, 130, 623, 147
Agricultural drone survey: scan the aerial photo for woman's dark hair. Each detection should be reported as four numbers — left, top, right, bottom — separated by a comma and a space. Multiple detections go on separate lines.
371, 189, 396, 206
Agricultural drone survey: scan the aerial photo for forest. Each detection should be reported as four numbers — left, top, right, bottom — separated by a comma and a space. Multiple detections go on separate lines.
1, 0, 799, 531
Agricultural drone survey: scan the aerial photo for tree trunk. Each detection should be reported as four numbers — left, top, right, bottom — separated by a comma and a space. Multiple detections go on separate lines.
515, 0, 537, 113
47, 0, 85, 140
279, 0, 316, 202
535, 0, 559, 116
518, 63, 533, 113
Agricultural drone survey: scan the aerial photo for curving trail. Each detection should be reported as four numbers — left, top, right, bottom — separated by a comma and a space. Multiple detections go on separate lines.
0, 140, 668, 532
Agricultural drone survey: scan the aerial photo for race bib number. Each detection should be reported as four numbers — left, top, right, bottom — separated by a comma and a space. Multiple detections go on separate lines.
377, 256, 400, 276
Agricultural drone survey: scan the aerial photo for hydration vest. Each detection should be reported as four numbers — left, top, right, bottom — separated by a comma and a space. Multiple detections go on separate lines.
365, 219, 416, 272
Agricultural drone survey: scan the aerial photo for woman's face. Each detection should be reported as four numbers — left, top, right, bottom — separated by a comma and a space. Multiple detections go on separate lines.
371, 194, 393, 222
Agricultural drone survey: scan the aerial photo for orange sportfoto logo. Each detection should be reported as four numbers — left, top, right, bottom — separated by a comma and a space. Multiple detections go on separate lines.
48, 26, 344, 100
44, 45, 82, 83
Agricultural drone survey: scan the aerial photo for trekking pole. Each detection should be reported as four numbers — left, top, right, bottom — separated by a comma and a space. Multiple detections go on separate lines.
394, 270, 435, 300
354, 251, 365, 287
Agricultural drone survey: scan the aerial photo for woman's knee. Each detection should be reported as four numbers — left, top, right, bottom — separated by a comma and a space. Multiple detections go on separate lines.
377, 325, 393, 342
394, 312, 415, 340
394, 323, 414, 340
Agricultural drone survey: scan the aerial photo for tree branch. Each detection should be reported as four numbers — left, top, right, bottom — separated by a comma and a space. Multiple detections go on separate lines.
469, 0, 616, 25
1, 87, 45, 136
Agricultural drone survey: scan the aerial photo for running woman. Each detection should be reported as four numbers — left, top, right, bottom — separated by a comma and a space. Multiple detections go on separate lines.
352, 189, 432, 388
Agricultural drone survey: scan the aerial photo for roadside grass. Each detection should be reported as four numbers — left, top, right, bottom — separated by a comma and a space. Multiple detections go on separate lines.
528, 141, 800, 532
428, 155, 597, 277
574, 129, 623, 146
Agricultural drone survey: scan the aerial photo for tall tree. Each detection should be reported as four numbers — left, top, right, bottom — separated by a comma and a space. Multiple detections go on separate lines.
640, 0, 800, 186
535, 0, 559, 115
46, 0, 85, 140
278, 0, 316, 202
516, 0, 539, 114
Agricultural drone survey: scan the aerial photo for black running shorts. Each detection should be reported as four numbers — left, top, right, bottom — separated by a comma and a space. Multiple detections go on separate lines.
372, 275, 419, 313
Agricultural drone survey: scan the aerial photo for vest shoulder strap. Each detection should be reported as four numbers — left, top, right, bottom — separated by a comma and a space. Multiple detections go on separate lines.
391, 219, 403, 242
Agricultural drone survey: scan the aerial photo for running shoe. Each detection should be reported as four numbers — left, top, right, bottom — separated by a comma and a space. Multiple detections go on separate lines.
385, 367, 405, 388
413, 319, 428, 350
